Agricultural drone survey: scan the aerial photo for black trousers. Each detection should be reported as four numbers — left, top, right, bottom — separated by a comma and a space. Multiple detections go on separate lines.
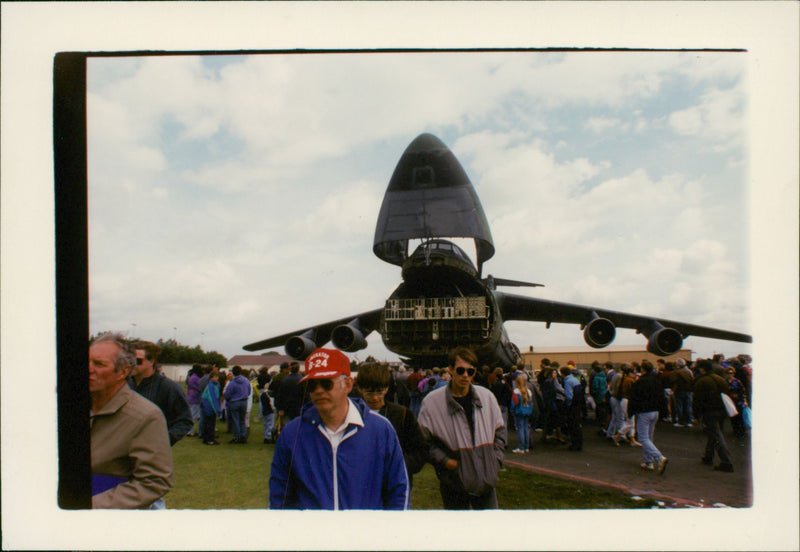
566, 403, 583, 450
200, 410, 216, 443
702, 411, 733, 466
440, 483, 498, 510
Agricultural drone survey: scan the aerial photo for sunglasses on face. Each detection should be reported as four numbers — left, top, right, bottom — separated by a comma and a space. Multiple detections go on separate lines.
136, 358, 144, 365
305, 378, 337, 392
455, 367, 476, 377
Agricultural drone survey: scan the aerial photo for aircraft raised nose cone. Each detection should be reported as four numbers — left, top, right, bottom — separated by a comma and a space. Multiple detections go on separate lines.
404, 132, 448, 154
373, 132, 495, 269
386, 133, 470, 192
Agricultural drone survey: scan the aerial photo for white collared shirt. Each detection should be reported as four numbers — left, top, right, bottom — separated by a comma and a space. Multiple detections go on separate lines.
316, 398, 365, 510
318, 398, 364, 448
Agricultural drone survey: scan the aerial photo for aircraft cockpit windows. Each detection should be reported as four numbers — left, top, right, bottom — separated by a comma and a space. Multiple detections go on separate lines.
453, 245, 471, 261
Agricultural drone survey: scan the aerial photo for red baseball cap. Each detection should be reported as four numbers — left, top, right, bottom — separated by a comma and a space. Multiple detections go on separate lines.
300, 348, 351, 382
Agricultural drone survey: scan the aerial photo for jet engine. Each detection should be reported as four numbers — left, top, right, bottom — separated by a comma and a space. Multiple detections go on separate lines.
331, 321, 368, 352
285, 331, 317, 360
583, 316, 616, 348
645, 323, 684, 356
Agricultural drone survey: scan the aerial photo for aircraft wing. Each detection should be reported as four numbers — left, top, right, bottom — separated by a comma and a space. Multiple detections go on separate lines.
495, 291, 752, 346
242, 308, 384, 352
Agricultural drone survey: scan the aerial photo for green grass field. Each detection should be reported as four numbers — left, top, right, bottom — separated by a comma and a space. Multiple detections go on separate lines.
167, 413, 655, 510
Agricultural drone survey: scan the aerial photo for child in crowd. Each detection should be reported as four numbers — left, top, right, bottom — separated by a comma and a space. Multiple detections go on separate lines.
260, 384, 276, 444
200, 372, 221, 445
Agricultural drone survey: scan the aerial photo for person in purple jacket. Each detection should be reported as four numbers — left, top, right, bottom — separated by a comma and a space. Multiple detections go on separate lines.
185, 365, 203, 436
269, 348, 409, 510
224, 365, 252, 444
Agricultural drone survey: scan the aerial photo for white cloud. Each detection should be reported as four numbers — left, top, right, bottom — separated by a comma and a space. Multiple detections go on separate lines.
86, 51, 750, 361
288, 180, 382, 240
585, 116, 623, 133
669, 85, 745, 151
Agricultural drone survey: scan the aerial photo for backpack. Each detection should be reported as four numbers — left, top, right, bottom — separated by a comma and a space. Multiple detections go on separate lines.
512, 390, 534, 416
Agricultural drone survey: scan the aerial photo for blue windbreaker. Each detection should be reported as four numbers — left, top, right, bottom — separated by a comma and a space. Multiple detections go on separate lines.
269, 397, 409, 510
201, 380, 220, 417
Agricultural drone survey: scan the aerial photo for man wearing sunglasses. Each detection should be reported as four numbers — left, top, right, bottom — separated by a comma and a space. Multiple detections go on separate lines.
130, 340, 193, 448
128, 340, 192, 509
269, 348, 409, 510
417, 346, 506, 509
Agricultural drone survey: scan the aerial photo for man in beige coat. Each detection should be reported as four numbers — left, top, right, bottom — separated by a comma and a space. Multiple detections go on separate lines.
90, 333, 173, 509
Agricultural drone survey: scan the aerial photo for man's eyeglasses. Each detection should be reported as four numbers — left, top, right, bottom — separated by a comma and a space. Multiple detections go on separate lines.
136, 358, 144, 365
359, 387, 388, 397
305, 378, 336, 392
455, 367, 476, 377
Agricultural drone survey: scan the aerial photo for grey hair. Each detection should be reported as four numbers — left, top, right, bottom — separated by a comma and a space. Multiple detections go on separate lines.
92, 332, 136, 374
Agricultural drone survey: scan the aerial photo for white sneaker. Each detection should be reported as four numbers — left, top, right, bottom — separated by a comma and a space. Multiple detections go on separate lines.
512, 448, 523, 454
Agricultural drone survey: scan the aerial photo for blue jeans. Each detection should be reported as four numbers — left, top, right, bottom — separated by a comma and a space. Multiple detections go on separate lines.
409, 392, 422, 417
189, 403, 201, 424
675, 390, 693, 425
228, 398, 248, 440
635, 411, 664, 464
606, 397, 624, 437
262, 412, 276, 440
149, 497, 166, 510
499, 406, 509, 444
515, 414, 531, 450
617, 399, 635, 438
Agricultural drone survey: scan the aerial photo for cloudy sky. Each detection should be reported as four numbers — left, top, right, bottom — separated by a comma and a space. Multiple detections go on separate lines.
86, 50, 752, 362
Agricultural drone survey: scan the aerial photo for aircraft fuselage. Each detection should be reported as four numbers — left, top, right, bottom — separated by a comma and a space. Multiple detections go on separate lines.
242, 133, 751, 368
380, 239, 519, 368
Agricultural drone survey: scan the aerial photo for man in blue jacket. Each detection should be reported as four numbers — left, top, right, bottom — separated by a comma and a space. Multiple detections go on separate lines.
269, 348, 409, 510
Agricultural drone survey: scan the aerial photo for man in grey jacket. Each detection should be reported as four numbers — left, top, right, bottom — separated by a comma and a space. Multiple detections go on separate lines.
417, 347, 505, 509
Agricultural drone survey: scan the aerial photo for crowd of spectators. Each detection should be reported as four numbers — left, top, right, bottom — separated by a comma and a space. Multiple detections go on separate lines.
88, 330, 752, 510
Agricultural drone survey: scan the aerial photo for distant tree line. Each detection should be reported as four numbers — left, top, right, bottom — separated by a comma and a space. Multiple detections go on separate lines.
155, 338, 228, 366
90, 333, 227, 367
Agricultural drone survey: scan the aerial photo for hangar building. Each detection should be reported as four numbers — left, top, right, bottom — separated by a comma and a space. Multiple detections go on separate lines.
519, 345, 691, 372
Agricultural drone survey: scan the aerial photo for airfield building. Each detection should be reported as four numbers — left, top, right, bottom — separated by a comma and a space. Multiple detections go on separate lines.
519, 345, 691, 372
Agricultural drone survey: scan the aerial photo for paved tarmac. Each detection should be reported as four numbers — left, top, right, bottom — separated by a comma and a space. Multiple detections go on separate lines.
502, 417, 752, 508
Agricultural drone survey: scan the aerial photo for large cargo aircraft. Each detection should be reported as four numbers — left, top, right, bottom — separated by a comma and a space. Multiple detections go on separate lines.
244, 133, 751, 368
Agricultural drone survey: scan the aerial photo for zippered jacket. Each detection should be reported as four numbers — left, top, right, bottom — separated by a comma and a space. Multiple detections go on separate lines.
417, 384, 505, 497
269, 397, 409, 510
692, 372, 729, 418
672, 367, 695, 393
201, 380, 220, 417
379, 401, 428, 477
91, 385, 173, 508
628, 371, 663, 416
129, 372, 193, 446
